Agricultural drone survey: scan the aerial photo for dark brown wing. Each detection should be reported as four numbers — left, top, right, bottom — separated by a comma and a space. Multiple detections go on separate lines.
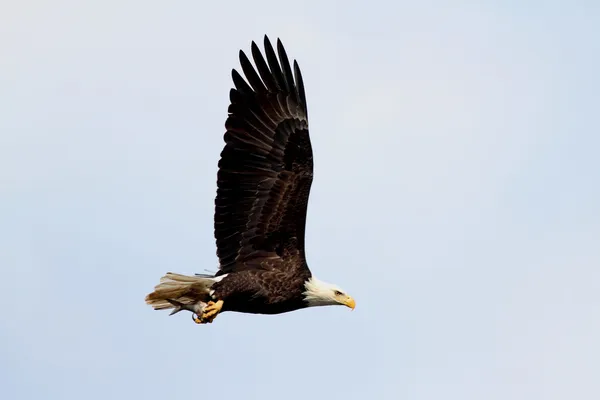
214, 36, 313, 275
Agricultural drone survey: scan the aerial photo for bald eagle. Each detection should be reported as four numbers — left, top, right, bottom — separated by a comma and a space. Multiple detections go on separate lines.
145, 36, 355, 324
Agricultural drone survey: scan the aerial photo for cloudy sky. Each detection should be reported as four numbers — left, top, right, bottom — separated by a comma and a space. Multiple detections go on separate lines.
1, 1, 599, 399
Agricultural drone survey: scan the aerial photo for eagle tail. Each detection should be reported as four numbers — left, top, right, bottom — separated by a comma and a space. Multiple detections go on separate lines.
145, 272, 216, 314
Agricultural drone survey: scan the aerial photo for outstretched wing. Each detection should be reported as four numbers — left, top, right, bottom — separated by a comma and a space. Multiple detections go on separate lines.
214, 36, 313, 275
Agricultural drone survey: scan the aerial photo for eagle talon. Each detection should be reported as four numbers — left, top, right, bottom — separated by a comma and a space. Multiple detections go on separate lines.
192, 313, 202, 324
198, 300, 224, 324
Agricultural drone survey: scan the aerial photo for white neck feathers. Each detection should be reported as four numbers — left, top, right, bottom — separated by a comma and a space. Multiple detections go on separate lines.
303, 277, 340, 307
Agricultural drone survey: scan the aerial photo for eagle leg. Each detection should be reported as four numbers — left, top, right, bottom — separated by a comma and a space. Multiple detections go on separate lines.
193, 300, 224, 324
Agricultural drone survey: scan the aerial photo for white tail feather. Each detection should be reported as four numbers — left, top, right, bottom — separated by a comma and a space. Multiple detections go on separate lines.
145, 272, 224, 313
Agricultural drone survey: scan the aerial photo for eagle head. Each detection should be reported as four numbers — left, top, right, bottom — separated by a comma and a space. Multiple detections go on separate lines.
303, 277, 355, 310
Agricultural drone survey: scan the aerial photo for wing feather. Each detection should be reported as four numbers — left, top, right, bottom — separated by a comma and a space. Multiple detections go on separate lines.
239, 49, 268, 95
251, 41, 278, 92
264, 36, 286, 92
276, 39, 295, 94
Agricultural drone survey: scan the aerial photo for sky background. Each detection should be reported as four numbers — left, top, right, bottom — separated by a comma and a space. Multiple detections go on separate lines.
1, 1, 599, 399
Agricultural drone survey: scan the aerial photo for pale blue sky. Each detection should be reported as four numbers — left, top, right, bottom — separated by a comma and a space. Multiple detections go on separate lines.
1, 1, 599, 399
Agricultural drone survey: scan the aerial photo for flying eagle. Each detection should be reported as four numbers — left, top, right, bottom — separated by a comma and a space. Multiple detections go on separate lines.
145, 36, 355, 324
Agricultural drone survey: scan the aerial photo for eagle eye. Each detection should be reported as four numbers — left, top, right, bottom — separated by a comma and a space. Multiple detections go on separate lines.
334, 290, 343, 296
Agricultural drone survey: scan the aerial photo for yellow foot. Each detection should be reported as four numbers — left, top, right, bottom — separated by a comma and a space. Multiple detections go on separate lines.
193, 300, 224, 324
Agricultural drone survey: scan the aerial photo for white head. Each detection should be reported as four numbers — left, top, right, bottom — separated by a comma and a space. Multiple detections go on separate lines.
303, 277, 356, 310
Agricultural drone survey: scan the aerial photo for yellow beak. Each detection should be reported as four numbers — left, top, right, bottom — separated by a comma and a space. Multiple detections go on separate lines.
344, 296, 356, 310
